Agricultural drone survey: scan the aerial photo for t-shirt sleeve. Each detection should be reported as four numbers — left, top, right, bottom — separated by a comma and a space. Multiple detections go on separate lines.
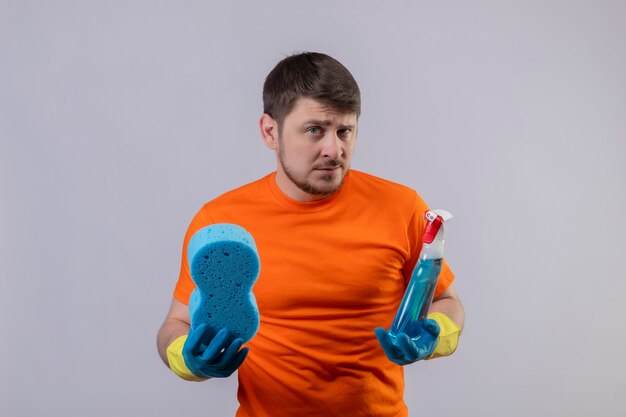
173, 205, 213, 304
402, 192, 455, 299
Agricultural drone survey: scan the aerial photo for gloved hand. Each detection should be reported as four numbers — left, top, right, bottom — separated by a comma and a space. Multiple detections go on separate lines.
167, 324, 249, 381
375, 318, 440, 365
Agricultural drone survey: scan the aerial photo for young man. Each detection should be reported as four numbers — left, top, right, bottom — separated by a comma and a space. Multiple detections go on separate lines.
157, 52, 464, 417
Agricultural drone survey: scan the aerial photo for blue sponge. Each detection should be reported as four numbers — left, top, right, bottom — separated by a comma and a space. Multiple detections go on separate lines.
187, 223, 260, 344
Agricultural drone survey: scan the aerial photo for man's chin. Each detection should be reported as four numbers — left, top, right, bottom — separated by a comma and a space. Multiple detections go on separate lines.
312, 185, 340, 197
307, 174, 346, 196
283, 165, 349, 198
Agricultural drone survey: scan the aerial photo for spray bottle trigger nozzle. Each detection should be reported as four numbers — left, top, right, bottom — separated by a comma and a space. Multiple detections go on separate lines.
422, 215, 443, 244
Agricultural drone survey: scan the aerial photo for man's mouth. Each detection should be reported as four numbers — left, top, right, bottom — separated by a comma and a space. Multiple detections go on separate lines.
314, 163, 342, 171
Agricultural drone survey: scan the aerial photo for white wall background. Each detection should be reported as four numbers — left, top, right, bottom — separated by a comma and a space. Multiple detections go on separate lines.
1, 1, 625, 416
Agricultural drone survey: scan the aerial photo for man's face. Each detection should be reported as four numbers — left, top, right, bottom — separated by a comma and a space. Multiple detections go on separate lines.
274, 97, 357, 200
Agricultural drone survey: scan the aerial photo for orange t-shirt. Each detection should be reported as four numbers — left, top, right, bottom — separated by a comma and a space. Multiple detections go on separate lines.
174, 170, 455, 417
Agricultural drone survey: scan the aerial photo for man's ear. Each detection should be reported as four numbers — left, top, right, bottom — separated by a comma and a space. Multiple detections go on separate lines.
259, 113, 279, 150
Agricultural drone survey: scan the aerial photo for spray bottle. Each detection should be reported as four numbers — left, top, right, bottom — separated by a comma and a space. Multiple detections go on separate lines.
388, 209, 453, 344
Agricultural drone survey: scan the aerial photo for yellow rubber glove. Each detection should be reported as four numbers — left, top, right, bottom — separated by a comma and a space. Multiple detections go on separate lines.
166, 335, 207, 381
166, 325, 249, 381
427, 312, 462, 359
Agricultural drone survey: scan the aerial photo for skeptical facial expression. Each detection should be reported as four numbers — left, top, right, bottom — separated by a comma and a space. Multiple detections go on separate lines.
275, 98, 357, 200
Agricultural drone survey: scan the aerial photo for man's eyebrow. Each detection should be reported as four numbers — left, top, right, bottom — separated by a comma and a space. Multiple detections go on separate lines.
303, 119, 332, 126
303, 119, 355, 129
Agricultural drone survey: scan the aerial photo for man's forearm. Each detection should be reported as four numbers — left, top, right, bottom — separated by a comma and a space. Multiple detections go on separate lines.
157, 318, 190, 366
425, 291, 464, 359
430, 296, 464, 329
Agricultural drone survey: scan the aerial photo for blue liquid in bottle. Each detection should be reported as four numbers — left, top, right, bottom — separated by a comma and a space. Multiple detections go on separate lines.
389, 258, 442, 343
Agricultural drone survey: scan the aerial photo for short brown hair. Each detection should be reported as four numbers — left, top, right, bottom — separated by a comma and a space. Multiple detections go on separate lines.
262, 52, 361, 128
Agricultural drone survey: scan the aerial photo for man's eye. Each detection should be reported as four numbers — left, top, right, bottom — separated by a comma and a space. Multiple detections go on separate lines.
306, 127, 323, 135
338, 128, 352, 137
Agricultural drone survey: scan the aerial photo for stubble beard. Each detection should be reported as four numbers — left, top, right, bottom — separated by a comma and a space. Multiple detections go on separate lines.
277, 142, 348, 199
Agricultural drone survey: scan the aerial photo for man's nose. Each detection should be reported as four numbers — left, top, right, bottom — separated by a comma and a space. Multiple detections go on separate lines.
321, 133, 342, 159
